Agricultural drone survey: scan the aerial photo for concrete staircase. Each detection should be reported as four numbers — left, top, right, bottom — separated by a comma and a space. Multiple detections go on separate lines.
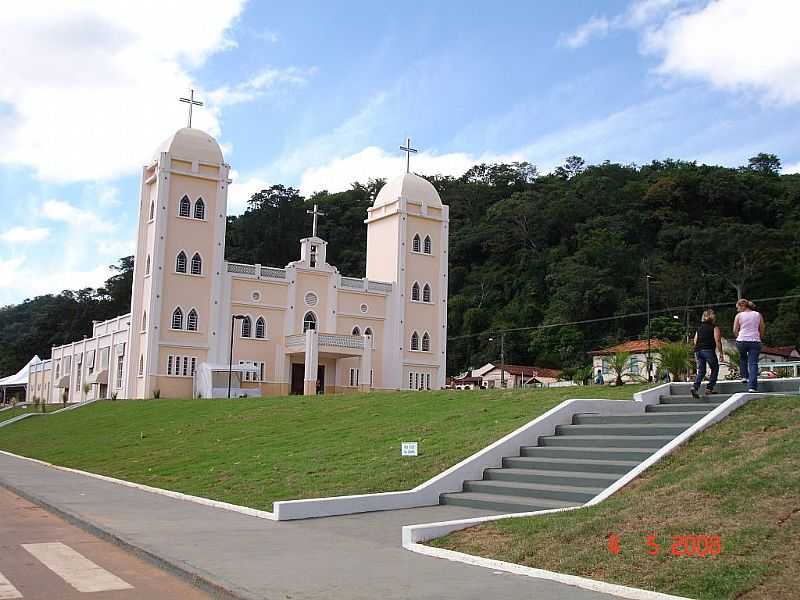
440, 382, 745, 512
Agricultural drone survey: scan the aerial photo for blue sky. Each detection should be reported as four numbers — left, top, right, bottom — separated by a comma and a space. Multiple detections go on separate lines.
1, 0, 799, 304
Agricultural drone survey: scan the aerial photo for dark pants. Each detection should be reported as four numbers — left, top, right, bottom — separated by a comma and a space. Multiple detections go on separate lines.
693, 349, 719, 392
736, 341, 761, 391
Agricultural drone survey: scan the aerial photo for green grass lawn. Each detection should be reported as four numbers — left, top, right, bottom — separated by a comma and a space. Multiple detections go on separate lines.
430, 395, 800, 600
0, 386, 644, 511
0, 403, 62, 423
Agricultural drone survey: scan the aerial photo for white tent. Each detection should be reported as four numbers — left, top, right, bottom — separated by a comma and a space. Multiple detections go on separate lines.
0, 355, 41, 402
194, 362, 260, 399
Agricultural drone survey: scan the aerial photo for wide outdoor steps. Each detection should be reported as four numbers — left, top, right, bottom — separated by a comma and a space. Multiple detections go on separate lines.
441, 385, 735, 513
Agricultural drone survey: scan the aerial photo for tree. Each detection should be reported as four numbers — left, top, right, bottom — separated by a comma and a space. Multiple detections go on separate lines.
657, 342, 693, 382
609, 352, 631, 386
644, 316, 686, 342
746, 153, 781, 176
554, 155, 586, 179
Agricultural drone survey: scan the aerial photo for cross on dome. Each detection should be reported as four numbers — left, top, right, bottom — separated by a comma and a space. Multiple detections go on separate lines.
179, 89, 204, 128
400, 137, 418, 173
307, 203, 325, 238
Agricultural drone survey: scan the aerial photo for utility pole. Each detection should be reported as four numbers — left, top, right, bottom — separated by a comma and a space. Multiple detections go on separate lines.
500, 332, 505, 389
646, 274, 652, 382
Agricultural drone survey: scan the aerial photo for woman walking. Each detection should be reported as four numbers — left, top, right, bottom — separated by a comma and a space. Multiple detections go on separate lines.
691, 309, 723, 399
733, 299, 765, 392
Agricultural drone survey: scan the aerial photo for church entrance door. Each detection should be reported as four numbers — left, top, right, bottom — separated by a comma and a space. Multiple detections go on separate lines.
291, 364, 304, 395
290, 364, 326, 395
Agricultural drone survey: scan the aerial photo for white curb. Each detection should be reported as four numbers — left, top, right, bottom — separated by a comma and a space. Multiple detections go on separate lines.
404, 542, 694, 600
0, 449, 276, 521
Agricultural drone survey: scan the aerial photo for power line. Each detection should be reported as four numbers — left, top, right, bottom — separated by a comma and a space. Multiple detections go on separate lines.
447, 293, 800, 342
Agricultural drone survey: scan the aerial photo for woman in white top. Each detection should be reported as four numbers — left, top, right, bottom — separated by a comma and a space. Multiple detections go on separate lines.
732, 299, 765, 392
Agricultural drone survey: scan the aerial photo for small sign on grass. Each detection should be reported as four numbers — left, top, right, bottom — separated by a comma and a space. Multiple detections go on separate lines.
401, 442, 418, 456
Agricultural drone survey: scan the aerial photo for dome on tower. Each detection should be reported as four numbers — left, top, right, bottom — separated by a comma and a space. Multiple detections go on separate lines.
153, 128, 224, 164
374, 172, 442, 209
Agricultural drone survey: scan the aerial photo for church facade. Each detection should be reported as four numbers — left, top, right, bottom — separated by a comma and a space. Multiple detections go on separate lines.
27, 127, 449, 400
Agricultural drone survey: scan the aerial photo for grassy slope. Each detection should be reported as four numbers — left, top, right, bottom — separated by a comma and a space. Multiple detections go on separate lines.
430, 396, 800, 600
0, 404, 60, 423
0, 386, 643, 511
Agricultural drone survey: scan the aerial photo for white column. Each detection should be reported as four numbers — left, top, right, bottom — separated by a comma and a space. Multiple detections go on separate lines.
303, 329, 319, 395
359, 335, 373, 393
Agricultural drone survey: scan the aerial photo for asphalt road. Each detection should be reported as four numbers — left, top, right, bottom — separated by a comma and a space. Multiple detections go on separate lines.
0, 487, 211, 600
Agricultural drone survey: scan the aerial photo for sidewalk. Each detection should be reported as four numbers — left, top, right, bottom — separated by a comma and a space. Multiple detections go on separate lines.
0, 452, 619, 600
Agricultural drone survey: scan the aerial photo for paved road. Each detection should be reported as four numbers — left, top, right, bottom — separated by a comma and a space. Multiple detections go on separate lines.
0, 451, 620, 600
0, 487, 211, 600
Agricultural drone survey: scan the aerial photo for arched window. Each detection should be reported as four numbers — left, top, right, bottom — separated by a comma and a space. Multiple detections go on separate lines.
141, 311, 147, 331
412, 234, 421, 252
255, 317, 266, 339
171, 307, 183, 330
179, 195, 191, 217
191, 253, 202, 275
424, 235, 432, 254
187, 309, 198, 331
410, 331, 420, 351
303, 311, 317, 331
149, 201, 155, 221
194, 198, 205, 219
145, 254, 151, 275
241, 316, 252, 338
422, 332, 431, 352
138, 355, 144, 376
411, 281, 420, 301
351, 326, 361, 336
422, 283, 431, 303
176, 251, 187, 273
364, 327, 374, 348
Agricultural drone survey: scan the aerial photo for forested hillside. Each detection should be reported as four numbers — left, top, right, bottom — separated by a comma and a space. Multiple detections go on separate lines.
2, 154, 798, 377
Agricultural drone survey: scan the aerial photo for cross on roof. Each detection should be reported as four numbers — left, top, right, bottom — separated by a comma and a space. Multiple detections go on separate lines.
307, 203, 325, 238
179, 89, 203, 128
400, 137, 418, 173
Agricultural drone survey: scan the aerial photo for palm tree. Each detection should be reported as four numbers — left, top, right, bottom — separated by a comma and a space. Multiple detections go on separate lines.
658, 342, 694, 382
609, 352, 631, 386
724, 348, 740, 379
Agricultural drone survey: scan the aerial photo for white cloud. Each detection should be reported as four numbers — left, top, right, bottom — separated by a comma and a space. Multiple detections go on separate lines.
42, 199, 113, 233
563, 1, 800, 105
96, 238, 135, 258
0, 227, 50, 243
0, 1, 245, 183
228, 170, 272, 214
208, 67, 314, 107
559, 16, 611, 49
643, 0, 800, 105
0, 255, 112, 302
785, 162, 800, 174
298, 146, 521, 196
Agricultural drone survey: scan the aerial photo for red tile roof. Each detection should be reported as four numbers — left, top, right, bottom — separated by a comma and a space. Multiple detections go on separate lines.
487, 364, 562, 379
590, 339, 667, 355
761, 345, 800, 359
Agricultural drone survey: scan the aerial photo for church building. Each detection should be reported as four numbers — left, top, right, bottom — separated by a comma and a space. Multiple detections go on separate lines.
27, 126, 449, 400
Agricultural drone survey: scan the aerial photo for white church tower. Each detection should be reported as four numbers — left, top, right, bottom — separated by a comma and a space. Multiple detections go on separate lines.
365, 139, 449, 390
126, 126, 231, 398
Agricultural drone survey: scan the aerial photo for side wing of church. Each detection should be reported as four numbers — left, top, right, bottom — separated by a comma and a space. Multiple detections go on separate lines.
27, 127, 449, 400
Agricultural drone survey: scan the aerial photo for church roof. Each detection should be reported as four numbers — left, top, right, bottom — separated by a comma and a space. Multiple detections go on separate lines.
374, 172, 442, 209
154, 127, 224, 164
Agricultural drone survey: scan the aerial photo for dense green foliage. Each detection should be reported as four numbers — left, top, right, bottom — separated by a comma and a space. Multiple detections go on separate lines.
1, 154, 798, 378
0, 386, 643, 510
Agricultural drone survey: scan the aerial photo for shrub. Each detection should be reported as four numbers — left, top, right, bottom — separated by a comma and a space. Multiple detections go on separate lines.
153, 389, 161, 399
658, 342, 694, 382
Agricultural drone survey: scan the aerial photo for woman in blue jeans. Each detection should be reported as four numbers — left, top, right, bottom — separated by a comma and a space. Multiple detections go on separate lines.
691, 309, 723, 399
733, 299, 765, 392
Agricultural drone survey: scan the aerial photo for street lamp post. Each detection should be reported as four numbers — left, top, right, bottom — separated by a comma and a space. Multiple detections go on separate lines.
228, 314, 246, 399
489, 333, 506, 389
